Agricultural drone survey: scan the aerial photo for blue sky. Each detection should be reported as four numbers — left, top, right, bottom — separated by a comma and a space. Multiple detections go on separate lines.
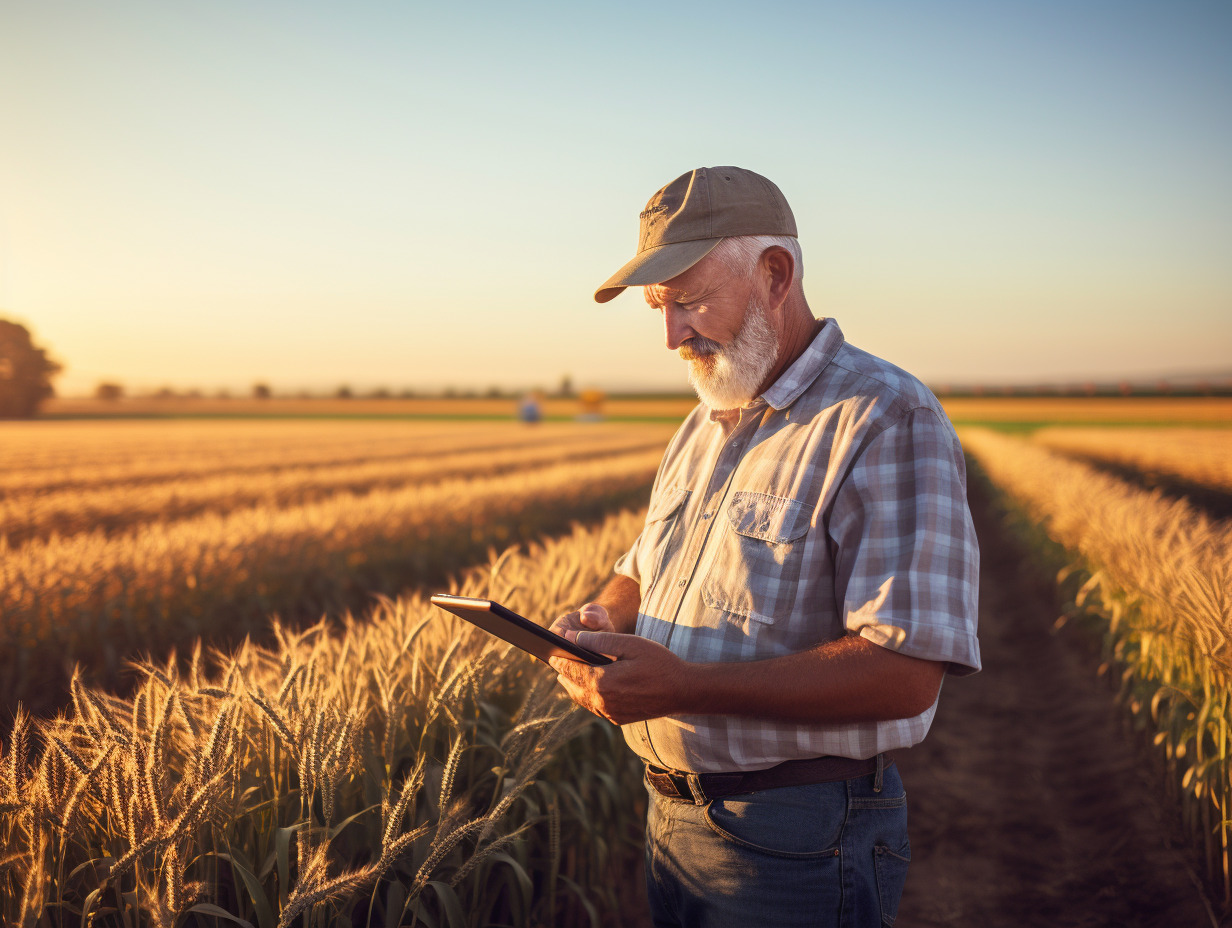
1, 0, 1229, 394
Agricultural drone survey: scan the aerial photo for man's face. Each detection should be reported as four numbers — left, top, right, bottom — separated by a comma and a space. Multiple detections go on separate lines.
644, 253, 780, 410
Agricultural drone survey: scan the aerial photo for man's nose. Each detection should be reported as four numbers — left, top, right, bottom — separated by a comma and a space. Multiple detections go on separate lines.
663, 304, 693, 351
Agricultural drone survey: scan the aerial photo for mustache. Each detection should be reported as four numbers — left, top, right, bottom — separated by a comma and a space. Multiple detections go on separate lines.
678, 336, 723, 361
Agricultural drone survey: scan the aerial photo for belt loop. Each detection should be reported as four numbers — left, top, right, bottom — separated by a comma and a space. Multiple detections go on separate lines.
686, 773, 707, 806
874, 753, 885, 792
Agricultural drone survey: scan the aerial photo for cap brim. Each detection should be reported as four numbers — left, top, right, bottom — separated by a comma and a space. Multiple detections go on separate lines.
593, 238, 723, 303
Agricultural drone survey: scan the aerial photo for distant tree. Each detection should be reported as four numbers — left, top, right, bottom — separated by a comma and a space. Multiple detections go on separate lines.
95, 381, 125, 400
0, 319, 61, 418
153, 386, 176, 400
252, 382, 272, 399
336, 385, 353, 399
369, 386, 391, 399
558, 374, 574, 398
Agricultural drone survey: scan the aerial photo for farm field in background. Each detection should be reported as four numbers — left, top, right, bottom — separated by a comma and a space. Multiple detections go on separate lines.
0, 419, 674, 716
40, 393, 1232, 429
0, 423, 671, 544
941, 395, 1232, 429
40, 395, 701, 422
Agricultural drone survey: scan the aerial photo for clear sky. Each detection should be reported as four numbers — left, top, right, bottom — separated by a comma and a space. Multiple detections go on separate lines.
1, 0, 1229, 396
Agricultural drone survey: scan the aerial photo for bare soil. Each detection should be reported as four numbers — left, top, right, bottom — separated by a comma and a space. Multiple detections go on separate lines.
896, 471, 1217, 928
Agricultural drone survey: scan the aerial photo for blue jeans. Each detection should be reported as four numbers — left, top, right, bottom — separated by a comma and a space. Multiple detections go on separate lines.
644, 764, 911, 927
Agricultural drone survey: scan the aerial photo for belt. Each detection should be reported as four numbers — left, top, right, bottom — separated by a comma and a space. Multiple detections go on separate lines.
645, 753, 892, 804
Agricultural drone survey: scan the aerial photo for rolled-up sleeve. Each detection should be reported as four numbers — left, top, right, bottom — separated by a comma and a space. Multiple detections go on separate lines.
828, 406, 981, 676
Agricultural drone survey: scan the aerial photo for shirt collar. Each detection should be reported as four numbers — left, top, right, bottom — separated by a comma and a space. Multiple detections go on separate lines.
761, 317, 844, 411
705, 317, 844, 429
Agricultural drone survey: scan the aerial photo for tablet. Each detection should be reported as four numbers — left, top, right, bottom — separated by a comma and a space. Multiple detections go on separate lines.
429, 594, 614, 666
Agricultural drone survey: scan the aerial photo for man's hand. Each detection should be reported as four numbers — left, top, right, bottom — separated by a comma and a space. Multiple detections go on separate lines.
549, 603, 615, 643
549, 632, 688, 726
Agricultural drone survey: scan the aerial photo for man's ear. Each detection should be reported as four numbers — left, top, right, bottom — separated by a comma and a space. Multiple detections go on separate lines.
760, 247, 795, 312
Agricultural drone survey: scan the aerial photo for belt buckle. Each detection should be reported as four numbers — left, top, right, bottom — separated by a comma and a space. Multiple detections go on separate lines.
647, 766, 705, 803
684, 773, 708, 806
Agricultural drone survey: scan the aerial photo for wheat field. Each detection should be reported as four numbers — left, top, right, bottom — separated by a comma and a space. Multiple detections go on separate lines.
0, 425, 667, 545
0, 420, 674, 715
1, 417, 672, 924
962, 426, 1232, 898
1, 508, 650, 927
7, 402, 1231, 921
1031, 426, 1232, 496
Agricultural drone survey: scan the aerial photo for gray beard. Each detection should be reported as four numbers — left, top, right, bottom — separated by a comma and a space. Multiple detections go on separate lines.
683, 297, 779, 410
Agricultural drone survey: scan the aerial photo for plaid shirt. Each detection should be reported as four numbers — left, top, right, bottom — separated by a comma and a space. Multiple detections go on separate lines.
614, 318, 981, 772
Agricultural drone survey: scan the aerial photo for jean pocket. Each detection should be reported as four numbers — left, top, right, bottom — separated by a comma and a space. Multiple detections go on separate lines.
702, 783, 844, 859
874, 842, 911, 926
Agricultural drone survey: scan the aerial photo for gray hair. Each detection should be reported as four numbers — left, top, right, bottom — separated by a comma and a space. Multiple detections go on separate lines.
709, 234, 804, 283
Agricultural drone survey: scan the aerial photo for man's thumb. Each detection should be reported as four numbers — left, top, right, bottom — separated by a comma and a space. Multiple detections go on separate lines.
579, 603, 610, 626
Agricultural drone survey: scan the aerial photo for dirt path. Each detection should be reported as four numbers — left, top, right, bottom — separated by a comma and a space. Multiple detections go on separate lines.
896, 472, 1217, 928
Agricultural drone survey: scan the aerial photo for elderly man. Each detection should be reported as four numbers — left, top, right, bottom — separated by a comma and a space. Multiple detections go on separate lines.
549, 166, 981, 928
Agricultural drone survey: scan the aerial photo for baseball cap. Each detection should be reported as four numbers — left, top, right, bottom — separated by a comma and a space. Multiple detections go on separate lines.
593, 166, 797, 303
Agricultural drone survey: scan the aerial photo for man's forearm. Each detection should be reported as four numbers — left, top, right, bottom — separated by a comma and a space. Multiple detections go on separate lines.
590, 574, 641, 634
674, 634, 944, 725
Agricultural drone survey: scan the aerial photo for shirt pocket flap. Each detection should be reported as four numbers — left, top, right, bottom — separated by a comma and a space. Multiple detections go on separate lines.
647, 485, 689, 523
726, 491, 810, 544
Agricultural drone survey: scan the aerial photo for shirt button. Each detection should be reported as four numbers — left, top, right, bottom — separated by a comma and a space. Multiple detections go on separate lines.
701, 512, 712, 520
678, 579, 687, 587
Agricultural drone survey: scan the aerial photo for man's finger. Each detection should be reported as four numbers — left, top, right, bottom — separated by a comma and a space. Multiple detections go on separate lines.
550, 610, 578, 629
574, 630, 634, 657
